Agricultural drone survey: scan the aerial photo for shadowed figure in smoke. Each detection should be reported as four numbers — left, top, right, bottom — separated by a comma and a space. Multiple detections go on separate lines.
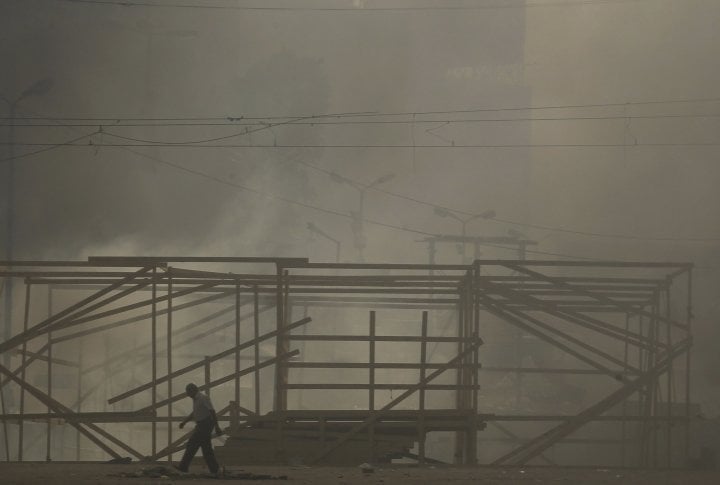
176, 383, 223, 475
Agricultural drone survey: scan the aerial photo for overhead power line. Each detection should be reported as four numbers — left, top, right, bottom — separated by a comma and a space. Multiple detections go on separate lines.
0, 130, 100, 163
6, 109, 720, 245
4, 96, 720, 123
6, 141, 720, 149
5, 112, 720, 128
55, 0, 657, 12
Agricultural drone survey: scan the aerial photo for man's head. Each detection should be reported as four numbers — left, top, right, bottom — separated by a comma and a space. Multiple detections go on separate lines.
185, 383, 199, 398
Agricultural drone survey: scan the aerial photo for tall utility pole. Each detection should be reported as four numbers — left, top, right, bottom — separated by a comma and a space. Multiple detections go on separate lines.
307, 222, 341, 262
330, 172, 394, 262
433, 207, 496, 263
1, 77, 53, 369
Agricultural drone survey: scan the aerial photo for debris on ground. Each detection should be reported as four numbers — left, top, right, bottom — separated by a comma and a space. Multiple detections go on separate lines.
104, 456, 132, 464
358, 463, 375, 474
109, 465, 288, 480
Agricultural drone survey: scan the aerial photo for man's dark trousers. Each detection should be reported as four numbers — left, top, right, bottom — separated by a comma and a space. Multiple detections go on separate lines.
178, 417, 219, 473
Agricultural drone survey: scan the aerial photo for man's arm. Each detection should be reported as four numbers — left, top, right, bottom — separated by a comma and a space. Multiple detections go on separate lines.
210, 408, 223, 435
179, 412, 193, 429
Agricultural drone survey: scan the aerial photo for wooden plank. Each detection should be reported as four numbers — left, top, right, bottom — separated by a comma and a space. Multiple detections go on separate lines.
140, 350, 300, 412
88, 256, 308, 264
287, 335, 470, 342
0, 361, 131, 460
286, 362, 482, 369
505, 264, 688, 330
108, 317, 311, 404
0, 266, 153, 354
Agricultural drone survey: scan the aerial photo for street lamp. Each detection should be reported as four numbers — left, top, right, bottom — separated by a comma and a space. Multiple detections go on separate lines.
433, 206, 496, 263
307, 222, 341, 263
330, 172, 395, 262
2, 76, 54, 365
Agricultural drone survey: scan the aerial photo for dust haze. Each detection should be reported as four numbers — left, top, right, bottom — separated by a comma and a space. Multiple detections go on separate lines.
2, 0, 720, 449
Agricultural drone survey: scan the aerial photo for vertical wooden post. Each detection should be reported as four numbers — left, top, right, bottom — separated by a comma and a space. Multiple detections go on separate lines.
684, 269, 693, 468
230, 400, 239, 434
418, 311, 428, 465
638, 316, 646, 467
0, 351, 8, 461
469, 263, 480, 465
46, 286, 53, 462
665, 284, 673, 468
368, 311, 376, 463
453, 277, 465, 465
297, 305, 309, 409
167, 274, 173, 463
274, 266, 286, 412
621, 313, 630, 466
76, 337, 83, 461
235, 282, 241, 411
46, 331, 52, 461
204, 357, 211, 397
652, 295, 660, 468
18, 282, 31, 461
464, 271, 477, 465
253, 286, 261, 414
151, 267, 157, 457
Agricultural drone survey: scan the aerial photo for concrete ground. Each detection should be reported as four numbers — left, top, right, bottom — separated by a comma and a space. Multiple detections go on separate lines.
1, 462, 720, 485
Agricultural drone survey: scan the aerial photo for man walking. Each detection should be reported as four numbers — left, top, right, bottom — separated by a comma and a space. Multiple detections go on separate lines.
176, 383, 222, 476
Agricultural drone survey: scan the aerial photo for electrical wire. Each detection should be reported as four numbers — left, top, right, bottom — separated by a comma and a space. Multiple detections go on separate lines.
5, 141, 720, 148
3, 97, 719, 122
0, 130, 100, 163
55, 0, 659, 12
6, 112, 720, 128
93, 111, 375, 145
7, 111, 720, 244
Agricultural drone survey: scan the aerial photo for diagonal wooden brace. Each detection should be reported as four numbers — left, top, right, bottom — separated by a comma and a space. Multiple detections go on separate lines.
308, 337, 483, 465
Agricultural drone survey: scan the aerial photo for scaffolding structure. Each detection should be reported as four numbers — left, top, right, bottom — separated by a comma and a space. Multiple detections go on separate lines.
0, 257, 693, 467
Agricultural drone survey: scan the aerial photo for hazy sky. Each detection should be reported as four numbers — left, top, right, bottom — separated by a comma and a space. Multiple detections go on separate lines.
2, 0, 720, 409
